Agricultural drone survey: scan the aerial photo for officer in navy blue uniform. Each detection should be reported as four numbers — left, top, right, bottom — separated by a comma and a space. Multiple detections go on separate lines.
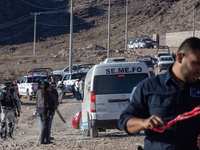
118, 37, 200, 150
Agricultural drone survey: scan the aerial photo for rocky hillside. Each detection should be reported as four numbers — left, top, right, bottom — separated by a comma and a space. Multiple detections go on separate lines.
0, 0, 200, 56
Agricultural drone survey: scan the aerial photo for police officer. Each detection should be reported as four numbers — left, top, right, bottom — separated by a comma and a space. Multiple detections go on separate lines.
56, 81, 65, 104
118, 37, 200, 150
0, 83, 21, 139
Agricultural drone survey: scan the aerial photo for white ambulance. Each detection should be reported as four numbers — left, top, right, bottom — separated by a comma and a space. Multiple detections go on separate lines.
81, 57, 150, 137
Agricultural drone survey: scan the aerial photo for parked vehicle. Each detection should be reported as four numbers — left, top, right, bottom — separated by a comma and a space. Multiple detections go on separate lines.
52, 64, 91, 78
72, 111, 82, 129
127, 39, 136, 49
18, 68, 53, 100
81, 57, 150, 138
155, 46, 171, 58
58, 71, 88, 97
158, 55, 174, 72
18, 74, 48, 100
132, 38, 141, 49
138, 38, 154, 49
136, 56, 155, 77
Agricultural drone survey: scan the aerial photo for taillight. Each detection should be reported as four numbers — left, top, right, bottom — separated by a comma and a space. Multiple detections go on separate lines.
153, 66, 154, 70
90, 91, 96, 112
77, 80, 79, 86
31, 84, 33, 90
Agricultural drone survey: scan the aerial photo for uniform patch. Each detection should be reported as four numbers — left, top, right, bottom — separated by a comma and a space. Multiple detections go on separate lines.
190, 88, 200, 98
130, 87, 137, 100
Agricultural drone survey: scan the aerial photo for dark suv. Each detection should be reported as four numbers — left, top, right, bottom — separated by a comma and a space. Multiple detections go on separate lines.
136, 56, 155, 77
139, 38, 154, 49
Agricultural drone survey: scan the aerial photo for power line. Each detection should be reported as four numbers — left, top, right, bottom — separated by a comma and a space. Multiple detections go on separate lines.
37, 21, 90, 27
0, 24, 33, 41
0, 15, 33, 29
21, 0, 68, 10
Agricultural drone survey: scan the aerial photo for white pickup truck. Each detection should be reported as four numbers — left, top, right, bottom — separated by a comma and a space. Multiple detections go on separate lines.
53, 64, 90, 78
17, 75, 48, 100
157, 55, 174, 72
58, 72, 88, 97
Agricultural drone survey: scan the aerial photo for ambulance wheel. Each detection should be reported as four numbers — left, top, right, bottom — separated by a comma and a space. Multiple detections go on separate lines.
90, 127, 98, 138
80, 118, 89, 136
88, 116, 98, 138
26, 90, 32, 101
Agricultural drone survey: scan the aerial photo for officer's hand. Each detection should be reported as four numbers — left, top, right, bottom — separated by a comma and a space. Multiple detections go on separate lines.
196, 134, 200, 148
142, 115, 166, 129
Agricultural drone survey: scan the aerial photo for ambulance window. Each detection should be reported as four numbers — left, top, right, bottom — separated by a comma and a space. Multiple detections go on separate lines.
93, 73, 148, 94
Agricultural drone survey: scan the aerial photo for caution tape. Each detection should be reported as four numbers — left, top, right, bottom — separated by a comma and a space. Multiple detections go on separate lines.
149, 106, 200, 133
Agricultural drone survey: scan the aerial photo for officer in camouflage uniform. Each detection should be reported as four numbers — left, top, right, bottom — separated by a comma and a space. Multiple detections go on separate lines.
0, 83, 21, 139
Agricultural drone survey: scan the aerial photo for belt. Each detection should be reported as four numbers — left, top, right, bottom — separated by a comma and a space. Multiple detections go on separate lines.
1, 107, 13, 110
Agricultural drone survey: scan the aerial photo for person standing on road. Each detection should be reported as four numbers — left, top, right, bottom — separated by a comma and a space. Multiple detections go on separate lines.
12, 81, 22, 103
36, 82, 55, 144
118, 37, 200, 150
56, 81, 65, 104
40, 82, 59, 140
79, 78, 84, 100
0, 83, 21, 139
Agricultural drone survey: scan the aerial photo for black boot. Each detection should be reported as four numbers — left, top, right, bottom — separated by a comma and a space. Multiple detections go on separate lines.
7, 132, 13, 139
40, 140, 48, 144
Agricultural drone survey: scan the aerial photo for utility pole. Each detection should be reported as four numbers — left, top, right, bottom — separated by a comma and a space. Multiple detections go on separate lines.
193, 4, 195, 37
69, 0, 73, 74
125, 0, 128, 50
32, 10, 66, 56
107, 0, 110, 58
33, 13, 39, 55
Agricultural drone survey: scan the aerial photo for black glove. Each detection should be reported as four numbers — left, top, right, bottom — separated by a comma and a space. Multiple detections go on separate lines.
18, 113, 20, 117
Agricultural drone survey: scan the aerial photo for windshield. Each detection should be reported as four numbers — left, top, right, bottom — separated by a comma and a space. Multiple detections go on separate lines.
140, 61, 152, 66
142, 38, 152, 42
158, 53, 170, 57
160, 57, 173, 61
71, 73, 87, 80
27, 76, 48, 83
93, 73, 149, 94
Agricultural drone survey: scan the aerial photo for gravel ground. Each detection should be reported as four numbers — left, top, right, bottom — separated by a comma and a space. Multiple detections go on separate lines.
0, 47, 179, 150
0, 93, 144, 150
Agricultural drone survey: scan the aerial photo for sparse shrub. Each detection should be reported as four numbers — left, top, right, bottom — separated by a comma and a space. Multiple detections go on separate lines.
2, 54, 12, 61
32, 59, 37, 63
97, 55, 107, 62
74, 58, 80, 62
62, 56, 66, 61
8, 69, 16, 76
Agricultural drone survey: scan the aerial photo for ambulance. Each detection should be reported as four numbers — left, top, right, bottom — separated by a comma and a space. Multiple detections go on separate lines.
81, 57, 150, 137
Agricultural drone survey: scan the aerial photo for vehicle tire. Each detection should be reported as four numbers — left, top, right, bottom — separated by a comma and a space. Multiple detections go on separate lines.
26, 90, 32, 101
80, 118, 90, 136
90, 127, 98, 138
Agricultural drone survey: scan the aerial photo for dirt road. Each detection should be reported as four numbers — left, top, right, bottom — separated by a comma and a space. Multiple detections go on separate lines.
0, 93, 145, 150
0, 47, 179, 149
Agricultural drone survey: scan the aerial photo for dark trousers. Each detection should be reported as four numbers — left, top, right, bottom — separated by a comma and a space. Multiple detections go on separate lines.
39, 108, 50, 142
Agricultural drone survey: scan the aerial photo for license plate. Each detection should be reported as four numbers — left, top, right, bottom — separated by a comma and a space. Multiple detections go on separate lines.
118, 103, 127, 109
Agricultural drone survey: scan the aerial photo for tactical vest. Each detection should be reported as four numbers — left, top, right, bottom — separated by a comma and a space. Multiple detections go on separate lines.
1, 89, 14, 108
